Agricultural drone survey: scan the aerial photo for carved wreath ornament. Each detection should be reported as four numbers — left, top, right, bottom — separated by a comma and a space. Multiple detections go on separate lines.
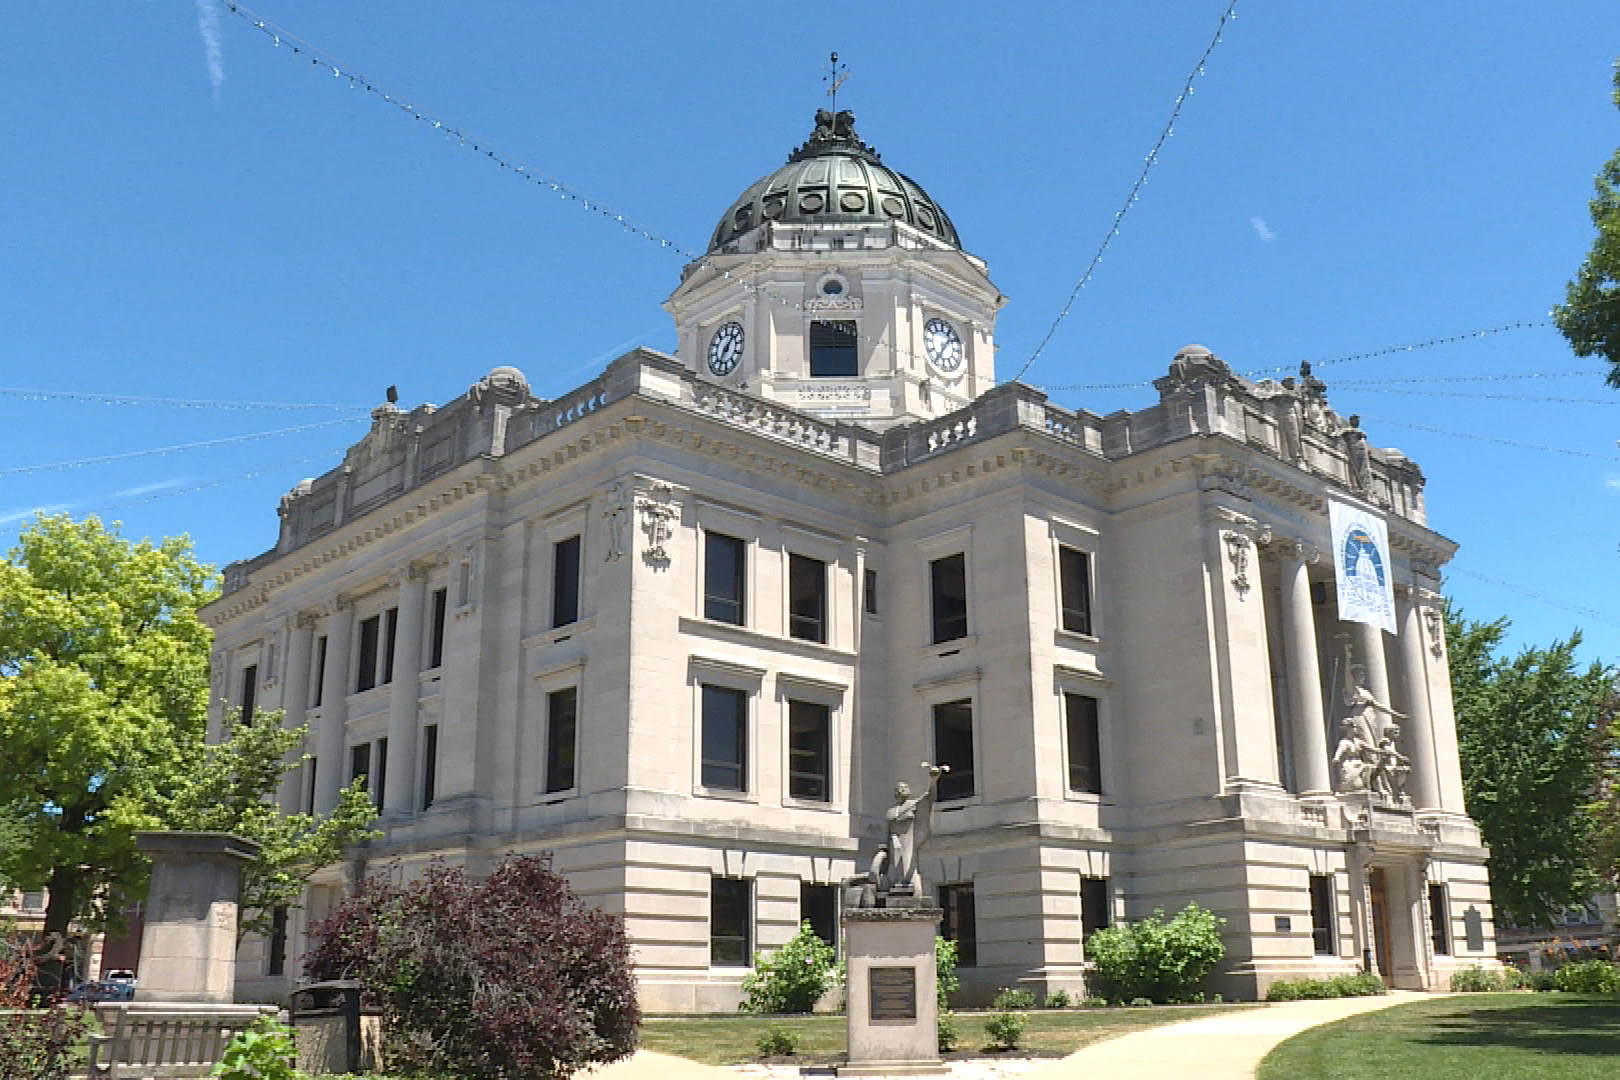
637, 483, 677, 566
1223, 531, 1253, 597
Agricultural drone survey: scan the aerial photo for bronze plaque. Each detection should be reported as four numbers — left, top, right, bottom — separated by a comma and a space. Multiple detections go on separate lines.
869, 965, 917, 1021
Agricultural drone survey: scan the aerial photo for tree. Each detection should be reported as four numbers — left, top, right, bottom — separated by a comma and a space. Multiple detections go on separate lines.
1446, 603, 1614, 927
1553, 59, 1620, 385
1586, 683, 1620, 888
304, 855, 639, 1080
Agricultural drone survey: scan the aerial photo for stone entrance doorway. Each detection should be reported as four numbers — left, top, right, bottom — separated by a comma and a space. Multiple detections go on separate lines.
1369, 867, 1394, 986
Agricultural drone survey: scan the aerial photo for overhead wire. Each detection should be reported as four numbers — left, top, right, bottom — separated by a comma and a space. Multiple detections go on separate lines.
0, 387, 371, 411
0, 416, 368, 477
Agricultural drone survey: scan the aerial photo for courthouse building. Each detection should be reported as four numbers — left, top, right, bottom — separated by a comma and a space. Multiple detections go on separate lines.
202, 112, 1497, 1008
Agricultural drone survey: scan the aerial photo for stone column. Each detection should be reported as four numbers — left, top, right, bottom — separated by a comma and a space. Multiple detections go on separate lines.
276, 616, 317, 812
1280, 541, 1331, 796
133, 832, 260, 1003
1398, 588, 1442, 810
1349, 620, 1391, 718
315, 601, 354, 814
383, 567, 428, 818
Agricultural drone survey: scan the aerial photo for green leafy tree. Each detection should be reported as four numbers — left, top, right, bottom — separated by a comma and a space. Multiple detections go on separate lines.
739, 921, 836, 1014
1585, 683, 1620, 888
1553, 59, 1620, 384
1085, 903, 1225, 1004
1446, 604, 1614, 927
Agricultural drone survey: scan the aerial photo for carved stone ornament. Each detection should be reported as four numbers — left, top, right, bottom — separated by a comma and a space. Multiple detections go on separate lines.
637, 483, 678, 566
805, 294, 863, 312
1224, 531, 1254, 598
603, 481, 629, 562
1423, 607, 1444, 657
344, 403, 410, 472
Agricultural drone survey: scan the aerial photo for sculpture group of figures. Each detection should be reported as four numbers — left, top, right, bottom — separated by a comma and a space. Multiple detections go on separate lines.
1258, 362, 1374, 495
1331, 640, 1411, 803
845, 764, 950, 909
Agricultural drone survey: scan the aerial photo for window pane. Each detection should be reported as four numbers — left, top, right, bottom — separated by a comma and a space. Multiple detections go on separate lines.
429, 588, 448, 668
1080, 877, 1110, 942
788, 700, 830, 801
930, 554, 968, 643
801, 883, 838, 950
421, 725, 438, 810
239, 665, 257, 723
312, 636, 327, 706
809, 320, 858, 377
789, 554, 827, 643
383, 607, 399, 684
1065, 693, 1102, 794
711, 877, 752, 967
933, 699, 975, 800
1059, 546, 1093, 635
863, 567, 878, 615
1428, 884, 1450, 956
938, 883, 976, 967
374, 738, 388, 808
349, 743, 370, 790
704, 533, 746, 625
546, 687, 578, 794
356, 616, 380, 692
701, 685, 747, 791
1310, 875, 1336, 956
553, 535, 582, 627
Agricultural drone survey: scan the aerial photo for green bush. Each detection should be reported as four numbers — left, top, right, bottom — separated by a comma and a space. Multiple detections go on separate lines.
740, 922, 837, 1014
936, 936, 960, 1051
1042, 989, 1072, 1009
1527, 969, 1558, 992
1081, 996, 1109, 1008
756, 1026, 798, 1057
991, 987, 1038, 1010
1553, 959, 1620, 994
1128, 996, 1154, 1007
984, 1011, 1027, 1050
1449, 965, 1528, 992
1086, 903, 1226, 1004
1266, 973, 1386, 1002
214, 1016, 309, 1080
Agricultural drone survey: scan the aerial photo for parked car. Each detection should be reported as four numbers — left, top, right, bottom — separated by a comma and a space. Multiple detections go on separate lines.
65, 979, 134, 1003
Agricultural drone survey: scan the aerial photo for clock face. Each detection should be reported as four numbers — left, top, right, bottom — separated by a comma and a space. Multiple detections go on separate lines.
924, 318, 964, 372
707, 321, 744, 376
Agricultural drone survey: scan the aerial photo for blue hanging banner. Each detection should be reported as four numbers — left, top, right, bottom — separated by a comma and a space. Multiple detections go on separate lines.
1330, 498, 1397, 634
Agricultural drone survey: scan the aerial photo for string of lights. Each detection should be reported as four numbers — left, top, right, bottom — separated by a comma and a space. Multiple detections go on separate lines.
1365, 417, 1620, 462
1331, 387, 1616, 405
1010, 0, 1239, 384
0, 387, 372, 412
0, 416, 367, 477
1246, 320, 1552, 378
1452, 568, 1620, 632
1335, 370, 1601, 384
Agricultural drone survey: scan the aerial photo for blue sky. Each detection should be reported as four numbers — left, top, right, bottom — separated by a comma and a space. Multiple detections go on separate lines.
2, 2, 1618, 664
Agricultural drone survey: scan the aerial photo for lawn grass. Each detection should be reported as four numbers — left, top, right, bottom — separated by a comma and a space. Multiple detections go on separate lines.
1257, 993, 1620, 1080
640, 1004, 1255, 1065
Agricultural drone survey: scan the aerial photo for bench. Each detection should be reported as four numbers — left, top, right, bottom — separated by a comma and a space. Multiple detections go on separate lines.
87, 1003, 279, 1079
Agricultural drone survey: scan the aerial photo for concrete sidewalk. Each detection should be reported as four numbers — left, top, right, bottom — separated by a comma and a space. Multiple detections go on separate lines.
589, 992, 1422, 1080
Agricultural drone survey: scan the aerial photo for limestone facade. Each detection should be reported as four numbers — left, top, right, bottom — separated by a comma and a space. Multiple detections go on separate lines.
204, 114, 1496, 1008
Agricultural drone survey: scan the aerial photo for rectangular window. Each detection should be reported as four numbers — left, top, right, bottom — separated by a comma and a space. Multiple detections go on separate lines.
312, 636, 327, 706
267, 906, 288, 977
429, 588, 448, 669
349, 743, 370, 792
306, 757, 317, 815
553, 535, 582, 628
457, 560, 472, 608
421, 724, 439, 810
704, 533, 746, 625
382, 607, 399, 685
930, 553, 968, 643
239, 665, 258, 723
1428, 884, 1450, 956
711, 877, 752, 967
938, 883, 977, 967
932, 699, 975, 801
787, 700, 831, 802
374, 737, 388, 809
1058, 546, 1093, 636
863, 567, 878, 615
809, 319, 858, 377
801, 882, 838, 950
1080, 877, 1110, 943
545, 687, 578, 794
788, 554, 827, 643
356, 615, 380, 692
1310, 874, 1336, 956
1065, 693, 1102, 795
701, 685, 748, 791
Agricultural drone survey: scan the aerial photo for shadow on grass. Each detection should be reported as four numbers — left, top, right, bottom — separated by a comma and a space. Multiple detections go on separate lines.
1419, 997, 1620, 1058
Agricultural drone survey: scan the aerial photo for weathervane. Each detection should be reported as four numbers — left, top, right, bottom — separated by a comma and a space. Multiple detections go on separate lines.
823, 51, 849, 114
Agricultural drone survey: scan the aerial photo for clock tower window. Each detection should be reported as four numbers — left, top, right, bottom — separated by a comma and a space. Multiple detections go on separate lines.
809, 320, 858, 377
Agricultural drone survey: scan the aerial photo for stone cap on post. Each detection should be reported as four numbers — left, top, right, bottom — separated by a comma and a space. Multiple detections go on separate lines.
135, 832, 261, 862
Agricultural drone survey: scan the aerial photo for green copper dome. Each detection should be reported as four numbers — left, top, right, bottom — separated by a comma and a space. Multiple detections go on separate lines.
708, 111, 961, 253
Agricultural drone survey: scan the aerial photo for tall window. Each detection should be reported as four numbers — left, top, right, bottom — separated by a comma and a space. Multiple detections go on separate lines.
356, 615, 381, 692
382, 607, 399, 684
809, 320, 858, 377
1428, 884, 1450, 956
305, 757, 317, 815
1310, 874, 1336, 956
349, 743, 370, 792
374, 738, 388, 809
545, 687, 578, 794
701, 685, 747, 791
1065, 693, 1102, 795
930, 554, 968, 643
801, 883, 838, 950
932, 699, 975, 801
1058, 546, 1093, 635
1080, 877, 1110, 943
429, 588, 448, 668
938, 883, 977, 967
238, 665, 258, 723
704, 533, 746, 625
863, 567, 878, 616
421, 724, 439, 810
267, 906, 288, 977
553, 535, 582, 628
787, 700, 830, 802
788, 554, 827, 643
711, 877, 752, 967
312, 636, 327, 706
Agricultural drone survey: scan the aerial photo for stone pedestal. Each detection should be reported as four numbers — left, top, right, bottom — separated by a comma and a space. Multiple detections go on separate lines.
840, 907, 947, 1077
133, 831, 260, 1003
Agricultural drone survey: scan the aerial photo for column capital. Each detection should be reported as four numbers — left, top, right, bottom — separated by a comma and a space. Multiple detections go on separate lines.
1276, 537, 1320, 565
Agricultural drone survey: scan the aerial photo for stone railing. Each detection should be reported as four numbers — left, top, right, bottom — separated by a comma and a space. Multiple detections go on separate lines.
692, 382, 846, 457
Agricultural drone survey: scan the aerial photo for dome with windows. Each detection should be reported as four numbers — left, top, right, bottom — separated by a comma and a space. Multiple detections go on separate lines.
707, 111, 961, 252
